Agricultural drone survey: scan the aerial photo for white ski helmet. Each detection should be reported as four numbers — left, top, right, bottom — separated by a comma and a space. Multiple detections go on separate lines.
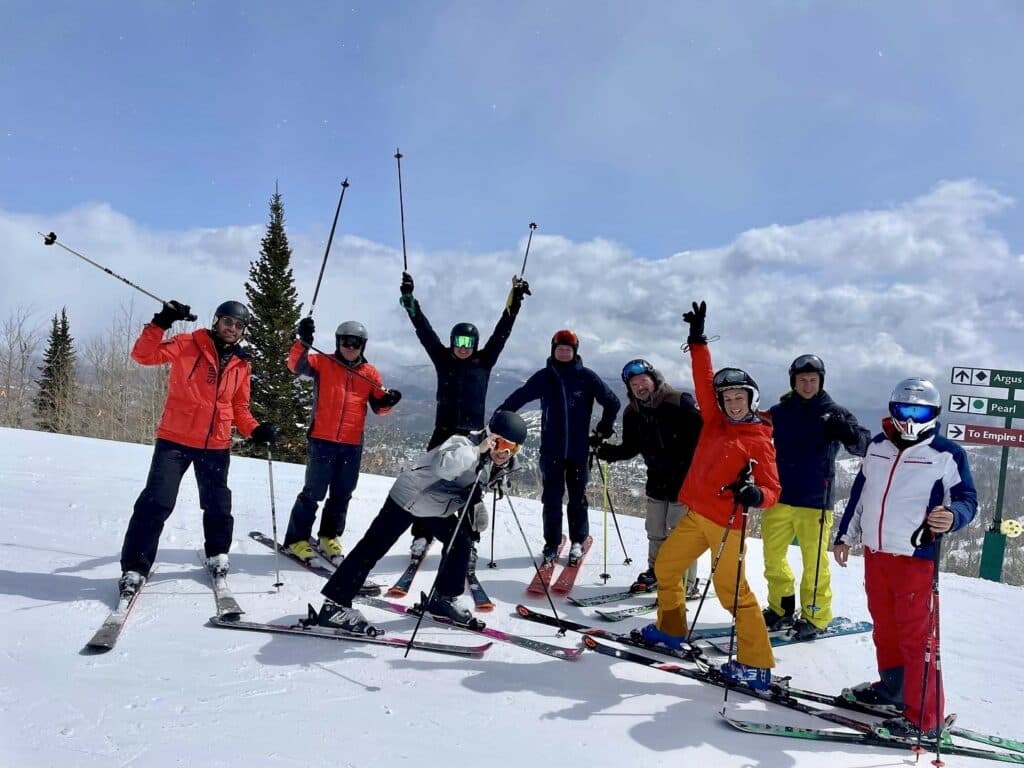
888, 377, 941, 440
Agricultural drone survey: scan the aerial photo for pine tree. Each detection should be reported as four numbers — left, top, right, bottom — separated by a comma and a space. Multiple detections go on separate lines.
34, 307, 78, 433
243, 187, 311, 462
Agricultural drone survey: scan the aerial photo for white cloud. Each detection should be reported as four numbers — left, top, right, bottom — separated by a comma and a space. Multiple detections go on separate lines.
2, 179, 1021, 421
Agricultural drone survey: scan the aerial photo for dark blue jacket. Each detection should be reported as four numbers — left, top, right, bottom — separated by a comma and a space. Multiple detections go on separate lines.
498, 357, 620, 462
769, 390, 871, 510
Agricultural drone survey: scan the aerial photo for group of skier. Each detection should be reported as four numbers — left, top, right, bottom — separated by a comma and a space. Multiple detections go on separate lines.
114, 269, 977, 744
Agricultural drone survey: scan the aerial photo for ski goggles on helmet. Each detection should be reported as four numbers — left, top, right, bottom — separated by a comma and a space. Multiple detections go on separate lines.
338, 335, 364, 349
790, 354, 825, 375
552, 329, 579, 348
621, 359, 654, 383
889, 402, 940, 423
452, 334, 476, 349
492, 436, 520, 456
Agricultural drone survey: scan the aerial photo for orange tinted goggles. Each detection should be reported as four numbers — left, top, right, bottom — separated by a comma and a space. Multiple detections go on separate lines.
493, 436, 520, 455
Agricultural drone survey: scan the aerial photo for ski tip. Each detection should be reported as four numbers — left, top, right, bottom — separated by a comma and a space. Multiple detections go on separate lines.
386, 587, 407, 597
474, 603, 495, 613
515, 604, 531, 617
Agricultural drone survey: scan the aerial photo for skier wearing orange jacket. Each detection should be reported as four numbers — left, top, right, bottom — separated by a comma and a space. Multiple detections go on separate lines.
282, 317, 401, 563
639, 300, 781, 690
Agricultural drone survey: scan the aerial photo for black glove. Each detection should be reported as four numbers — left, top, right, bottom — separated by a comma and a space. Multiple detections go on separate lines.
296, 317, 315, 345
512, 276, 531, 299
251, 423, 278, 445
595, 443, 615, 461
152, 300, 192, 329
682, 300, 707, 345
822, 411, 856, 443
400, 271, 415, 296
589, 428, 612, 448
377, 389, 402, 408
733, 482, 764, 508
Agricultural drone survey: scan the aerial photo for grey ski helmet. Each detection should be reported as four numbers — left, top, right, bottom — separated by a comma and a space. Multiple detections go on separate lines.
213, 300, 251, 328
488, 410, 528, 445
789, 354, 826, 390
888, 377, 941, 440
336, 321, 368, 350
713, 367, 760, 413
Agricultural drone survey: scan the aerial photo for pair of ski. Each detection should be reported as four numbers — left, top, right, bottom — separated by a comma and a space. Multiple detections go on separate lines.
526, 535, 593, 597
84, 553, 244, 653
387, 540, 494, 612
248, 531, 381, 596
514, 605, 1023, 764
574, 579, 715, 622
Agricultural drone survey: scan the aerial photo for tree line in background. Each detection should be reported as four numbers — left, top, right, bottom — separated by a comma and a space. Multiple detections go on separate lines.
2, 188, 1020, 584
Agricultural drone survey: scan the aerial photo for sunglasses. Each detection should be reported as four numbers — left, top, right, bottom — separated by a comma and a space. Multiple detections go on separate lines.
218, 317, 247, 330
492, 436, 520, 455
338, 335, 364, 349
452, 335, 476, 349
890, 403, 939, 422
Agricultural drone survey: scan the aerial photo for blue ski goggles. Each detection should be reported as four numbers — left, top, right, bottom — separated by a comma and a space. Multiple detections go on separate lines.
621, 359, 654, 383
889, 403, 939, 423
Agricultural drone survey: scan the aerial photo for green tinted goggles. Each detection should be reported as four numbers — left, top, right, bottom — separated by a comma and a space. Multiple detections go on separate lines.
452, 335, 476, 349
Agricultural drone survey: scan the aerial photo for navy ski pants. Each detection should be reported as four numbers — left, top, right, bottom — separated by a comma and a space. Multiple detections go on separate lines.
284, 438, 362, 545
120, 439, 232, 577
540, 457, 589, 551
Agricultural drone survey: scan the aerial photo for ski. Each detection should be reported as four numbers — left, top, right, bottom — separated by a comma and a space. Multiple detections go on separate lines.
388, 540, 432, 597
196, 551, 244, 619
569, 589, 641, 607
357, 596, 585, 661
207, 615, 491, 658
551, 535, 592, 595
704, 617, 873, 654
720, 713, 1024, 764
83, 565, 158, 652
249, 531, 381, 595
465, 545, 494, 611
595, 600, 657, 621
526, 534, 566, 595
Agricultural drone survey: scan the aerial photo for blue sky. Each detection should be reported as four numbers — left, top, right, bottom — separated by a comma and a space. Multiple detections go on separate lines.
2, 2, 1023, 419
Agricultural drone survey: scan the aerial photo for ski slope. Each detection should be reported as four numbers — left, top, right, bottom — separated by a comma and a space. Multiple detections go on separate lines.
2, 426, 1021, 767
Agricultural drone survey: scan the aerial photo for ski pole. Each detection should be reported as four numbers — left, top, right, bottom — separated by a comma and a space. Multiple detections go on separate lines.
299, 340, 388, 394
39, 232, 198, 321
806, 477, 830, 619
519, 222, 537, 277
503, 493, 569, 635
404, 461, 489, 657
599, 452, 610, 582
592, 454, 632, 566
913, 535, 945, 764
308, 178, 350, 318
394, 148, 409, 272
722, 500, 752, 706
266, 445, 284, 590
487, 488, 498, 568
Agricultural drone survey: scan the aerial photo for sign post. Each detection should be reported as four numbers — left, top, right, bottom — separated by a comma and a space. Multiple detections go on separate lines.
949, 367, 1024, 582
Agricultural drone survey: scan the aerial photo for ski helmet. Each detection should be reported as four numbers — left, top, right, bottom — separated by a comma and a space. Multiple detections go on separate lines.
335, 320, 368, 350
789, 354, 826, 390
551, 329, 579, 357
713, 367, 760, 413
450, 322, 479, 352
888, 377, 941, 440
213, 300, 251, 328
488, 410, 528, 445
621, 358, 656, 384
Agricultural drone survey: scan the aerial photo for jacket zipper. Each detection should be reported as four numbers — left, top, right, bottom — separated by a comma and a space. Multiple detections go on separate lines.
204, 355, 227, 449
336, 366, 353, 442
876, 446, 904, 551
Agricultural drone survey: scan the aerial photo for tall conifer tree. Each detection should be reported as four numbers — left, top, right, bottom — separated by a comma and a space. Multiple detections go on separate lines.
34, 307, 77, 433
243, 187, 311, 461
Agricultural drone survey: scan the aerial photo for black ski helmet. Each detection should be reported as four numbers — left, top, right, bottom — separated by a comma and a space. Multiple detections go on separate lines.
488, 410, 528, 445
713, 367, 760, 413
450, 322, 479, 352
335, 320, 368, 350
213, 300, 251, 328
789, 354, 826, 390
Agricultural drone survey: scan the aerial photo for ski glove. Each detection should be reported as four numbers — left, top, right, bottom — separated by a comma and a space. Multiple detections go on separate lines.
507, 276, 532, 312
682, 300, 707, 345
732, 482, 763, 509
822, 411, 856, 443
251, 422, 279, 446
376, 389, 402, 409
297, 317, 315, 345
152, 300, 192, 330
400, 271, 415, 295
471, 501, 489, 533
588, 431, 608, 449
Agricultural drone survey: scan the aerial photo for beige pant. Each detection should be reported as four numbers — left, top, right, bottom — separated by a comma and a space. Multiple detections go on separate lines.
645, 498, 698, 589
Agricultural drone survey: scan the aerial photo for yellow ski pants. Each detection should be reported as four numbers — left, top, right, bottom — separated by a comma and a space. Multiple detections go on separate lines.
761, 503, 833, 629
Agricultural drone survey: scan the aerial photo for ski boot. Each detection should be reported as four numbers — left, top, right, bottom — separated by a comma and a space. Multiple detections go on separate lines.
630, 568, 657, 593
206, 553, 229, 578
318, 536, 344, 565
409, 537, 429, 562
417, 591, 484, 629
636, 623, 687, 651
117, 571, 145, 599
287, 540, 316, 562
790, 617, 822, 641
720, 660, 772, 691
762, 594, 795, 631
313, 600, 379, 635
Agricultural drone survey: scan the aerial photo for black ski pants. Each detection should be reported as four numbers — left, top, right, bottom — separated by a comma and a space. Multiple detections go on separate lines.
322, 497, 472, 607
120, 438, 232, 577
540, 456, 589, 551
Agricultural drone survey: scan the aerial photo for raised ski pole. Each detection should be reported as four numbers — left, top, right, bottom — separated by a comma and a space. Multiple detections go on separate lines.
404, 460, 489, 657
299, 340, 387, 394
395, 148, 409, 272
504, 493, 570, 635
308, 178, 350, 318
806, 477, 831, 619
266, 445, 284, 590
686, 460, 755, 645
487, 488, 498, 568
592, 449, 632, 566
519, 222, 537, 277
38, 232, 198, 321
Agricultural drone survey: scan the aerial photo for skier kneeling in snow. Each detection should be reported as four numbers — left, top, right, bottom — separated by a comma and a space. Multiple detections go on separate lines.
833, 378, 977, 741
315, 410, 528, 633
118, 300, 277, 596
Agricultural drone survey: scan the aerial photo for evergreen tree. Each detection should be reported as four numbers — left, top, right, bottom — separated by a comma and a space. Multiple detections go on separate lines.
34, 307, 77, 433
243, 187, 311, 462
